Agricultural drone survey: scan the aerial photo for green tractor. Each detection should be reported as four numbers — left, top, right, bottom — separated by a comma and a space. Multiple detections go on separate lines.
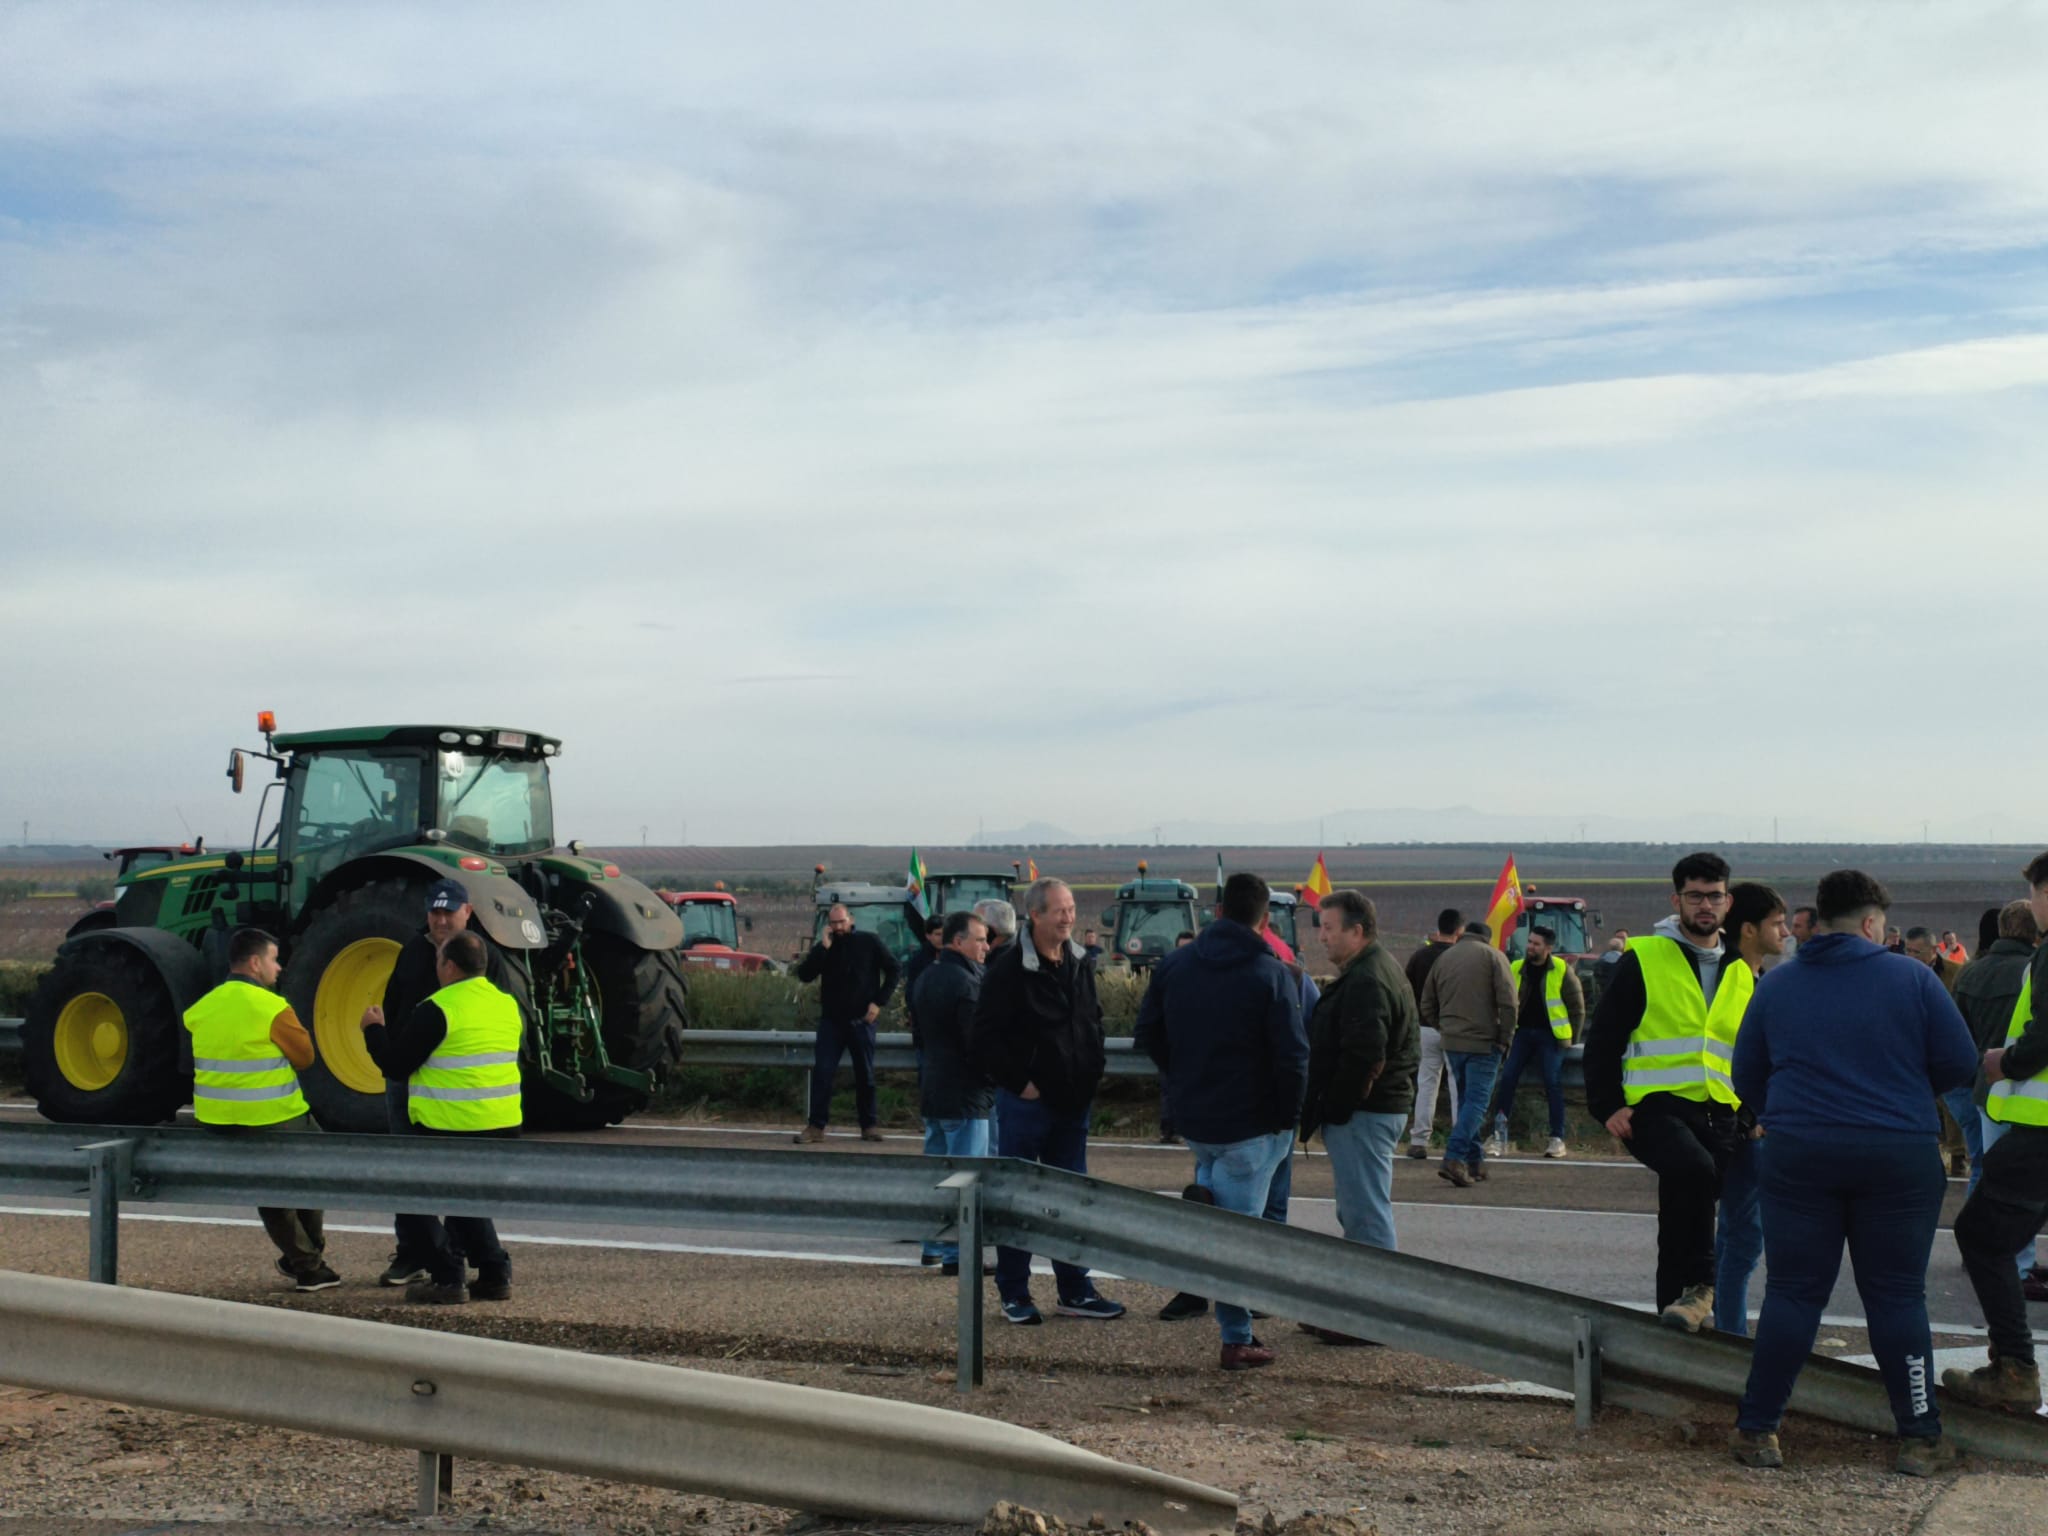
1102, 863, 1201, 971
22, 716, 688, 1132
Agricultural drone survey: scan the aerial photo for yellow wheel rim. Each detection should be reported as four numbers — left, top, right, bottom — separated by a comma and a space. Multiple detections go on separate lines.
314, 937, 400, 1095
53, 991, 127, 1090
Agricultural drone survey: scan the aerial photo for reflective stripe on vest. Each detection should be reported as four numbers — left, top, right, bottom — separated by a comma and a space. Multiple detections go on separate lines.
1511, 956, 1573, 1043
183, 979, 308, 1126
1986, 972, 2048, 1126
409, 975, 523, 1131
1624, 936, 1754, 1108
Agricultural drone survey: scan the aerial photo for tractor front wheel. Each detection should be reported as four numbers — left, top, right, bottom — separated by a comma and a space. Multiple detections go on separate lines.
22, 944, 188, 1125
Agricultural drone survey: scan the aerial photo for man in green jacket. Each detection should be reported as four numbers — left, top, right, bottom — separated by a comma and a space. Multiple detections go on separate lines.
1302, 889, 1421, 1257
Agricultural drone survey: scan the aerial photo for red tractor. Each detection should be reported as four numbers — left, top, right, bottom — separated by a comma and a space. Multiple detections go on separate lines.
659, 887, 775, 973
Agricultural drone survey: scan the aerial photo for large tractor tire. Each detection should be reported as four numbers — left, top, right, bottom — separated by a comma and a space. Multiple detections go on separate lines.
22, 945, 188, 1125
286, 877, 434, 1132
524, 932, 687, 1131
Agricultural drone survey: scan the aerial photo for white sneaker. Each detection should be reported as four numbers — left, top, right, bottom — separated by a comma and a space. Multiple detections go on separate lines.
1544, 1137, 1567, 1159
1484, 1134, 1507, 1159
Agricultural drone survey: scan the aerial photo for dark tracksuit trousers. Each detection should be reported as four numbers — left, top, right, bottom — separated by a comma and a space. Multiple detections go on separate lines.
393, 1124, 517, 1287
1954, 1123, 2048, 1366
1624, 1092, 1739, 1309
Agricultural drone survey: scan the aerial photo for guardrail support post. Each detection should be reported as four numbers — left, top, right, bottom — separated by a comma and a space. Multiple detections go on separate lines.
939, 1172, 983, 1393
417, 1450, 453, 1514
80, 1139, 135, 1286
1573, 1313, 1600, 1430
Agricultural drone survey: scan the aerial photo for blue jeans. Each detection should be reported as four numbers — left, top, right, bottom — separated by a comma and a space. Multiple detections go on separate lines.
1263, 1147, 1292, 1223
1714, 1132, 1763, 1335
1322, 1112, 1406, 1251
920, 1117, 991, 1262
808, 1018, 877, 1128
1978, 1110, 2039, 1273
1184, 1129, 1294, 1344
992, 1090, 1097, 1305
1490, 1030, 1566, 1141
1943, 1085, 1985, 1188
1443, 1050, 1501, 1167
1738, 1132, 1947, 1439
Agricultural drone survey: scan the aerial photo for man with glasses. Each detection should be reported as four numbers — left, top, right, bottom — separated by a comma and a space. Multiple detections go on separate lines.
1584, 852, 1744, 1331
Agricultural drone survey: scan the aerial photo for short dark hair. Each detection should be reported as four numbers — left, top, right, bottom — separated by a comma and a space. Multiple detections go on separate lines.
1463, 920, 1492, 940
1815, 869, 1891, 925
1671, 852, 1731, 891
2024, 851, 2048, 889
1435, 907, 1463, 935
1528, 924, 1557, 946
924, 915, 945, 935
1322, 889, 1375, 937
228, 927, 278, 969
1998, 900, 2039, 945
1903, 926, 1934, 944
1726, 882, 1785, 941
1791, 905, 1817, 925
1175, 930, 1196, 943
1220, 871, 1271, 926
440, 930, 489, 979
941, 910, 984, 945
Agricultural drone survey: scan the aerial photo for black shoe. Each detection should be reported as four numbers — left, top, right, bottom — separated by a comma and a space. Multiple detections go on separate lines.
283, 1260, 341, 1293
405, 1278, 469, 1305
1158, 1291, 1210, 1322
940, 1261, 960, 1277
470, 1273, 511, 1301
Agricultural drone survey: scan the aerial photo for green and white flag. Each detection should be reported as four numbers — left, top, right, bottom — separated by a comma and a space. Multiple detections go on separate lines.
907, 848, 927, 914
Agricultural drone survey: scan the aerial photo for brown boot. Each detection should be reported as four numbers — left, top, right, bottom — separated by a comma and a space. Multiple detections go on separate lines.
859, 1126, 885, 1142
1941, 1353, 2043, 1415
1894, 1434, 1961, 1478
1659, 1283, 1715, 1333
794, 1124, 825, 1145
1728, 1427, 1782, 1468
1438, 1159, 1474, 1188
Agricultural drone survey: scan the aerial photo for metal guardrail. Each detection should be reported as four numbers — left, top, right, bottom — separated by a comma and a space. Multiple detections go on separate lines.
1, 1268, 1234, 1531
0, 1017, 1585, 1087
1, 1121, 2042, 1468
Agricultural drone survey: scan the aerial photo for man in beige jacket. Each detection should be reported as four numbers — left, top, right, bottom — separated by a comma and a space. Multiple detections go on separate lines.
1418, 920, 1516, 1187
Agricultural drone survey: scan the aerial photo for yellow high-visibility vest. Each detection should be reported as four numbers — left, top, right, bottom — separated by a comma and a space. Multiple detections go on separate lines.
184, 978, 308, 1127
1623, 936, 1754, 1107
1986, 972, 2048, 1127
409, 975, 523, 1132
1511, 956, 1573, 1043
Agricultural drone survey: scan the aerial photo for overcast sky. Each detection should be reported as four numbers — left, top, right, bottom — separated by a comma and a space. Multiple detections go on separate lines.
5, 3, 2047, 849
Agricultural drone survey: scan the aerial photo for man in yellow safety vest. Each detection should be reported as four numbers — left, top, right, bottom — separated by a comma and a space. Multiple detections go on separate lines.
183, 927, 338, 1291
1944, 852, 2048, 1414
1481, 925, 1584, 1161
361, 928, 522, 1305
1582, 852, 1744, 1332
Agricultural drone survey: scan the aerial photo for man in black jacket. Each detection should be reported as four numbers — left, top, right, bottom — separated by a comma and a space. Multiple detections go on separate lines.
1136, 872, 1307, 1369
359, 877, 519, 1288
1402, 907, 1463, 1159
969, 877, 1122, 1325
793, 904, 899, 1144
912, 910, 994, 1272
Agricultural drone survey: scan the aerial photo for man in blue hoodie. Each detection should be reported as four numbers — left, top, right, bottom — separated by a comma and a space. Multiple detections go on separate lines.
1135, 871, 1308, 1371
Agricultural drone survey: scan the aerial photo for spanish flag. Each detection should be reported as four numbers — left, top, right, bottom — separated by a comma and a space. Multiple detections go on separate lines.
1026, 857, 1038, 881
1302, 852, 1333, 908
1484, 854, 1524, 951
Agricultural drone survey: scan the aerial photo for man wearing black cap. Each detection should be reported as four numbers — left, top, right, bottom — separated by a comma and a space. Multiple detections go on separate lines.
360, 877, 517, 1287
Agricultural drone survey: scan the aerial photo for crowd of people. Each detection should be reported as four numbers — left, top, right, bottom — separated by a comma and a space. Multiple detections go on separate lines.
182, 853, 2048, 1476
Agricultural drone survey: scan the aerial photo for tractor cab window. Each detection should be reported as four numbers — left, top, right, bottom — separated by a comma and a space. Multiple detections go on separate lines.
1508, 907, 1590, 960
935, 876, 1011, 913
1265, 904, 1300, 951
1118, 901, 1191, 957
436, 752, 554, 856
679, 901, 739, 949
290, 751, 424, 893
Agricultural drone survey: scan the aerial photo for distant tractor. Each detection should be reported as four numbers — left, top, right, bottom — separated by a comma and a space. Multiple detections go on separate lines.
23, 716, 687, 1132
924, 868, 1018, 917
660, 886, 775, 973
1102, 863, 1201, 971
807, 876, 928, 969
65, 841, 209, 939
1263, 888, 1313, 954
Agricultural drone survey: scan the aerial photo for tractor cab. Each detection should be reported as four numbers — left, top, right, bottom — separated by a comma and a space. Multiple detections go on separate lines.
1103, 866, 1201, 970
1505, 891, 1600, 964
924, 869, 1017, 917
810, 882, 928, 968
1264, 889, 1312, 954
660, 887, 774, 972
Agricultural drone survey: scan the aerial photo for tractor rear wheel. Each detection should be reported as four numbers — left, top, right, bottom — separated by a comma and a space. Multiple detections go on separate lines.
286, 877, 433, 1132
524, 932, 687, 1130
23, 944, 188, 1125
